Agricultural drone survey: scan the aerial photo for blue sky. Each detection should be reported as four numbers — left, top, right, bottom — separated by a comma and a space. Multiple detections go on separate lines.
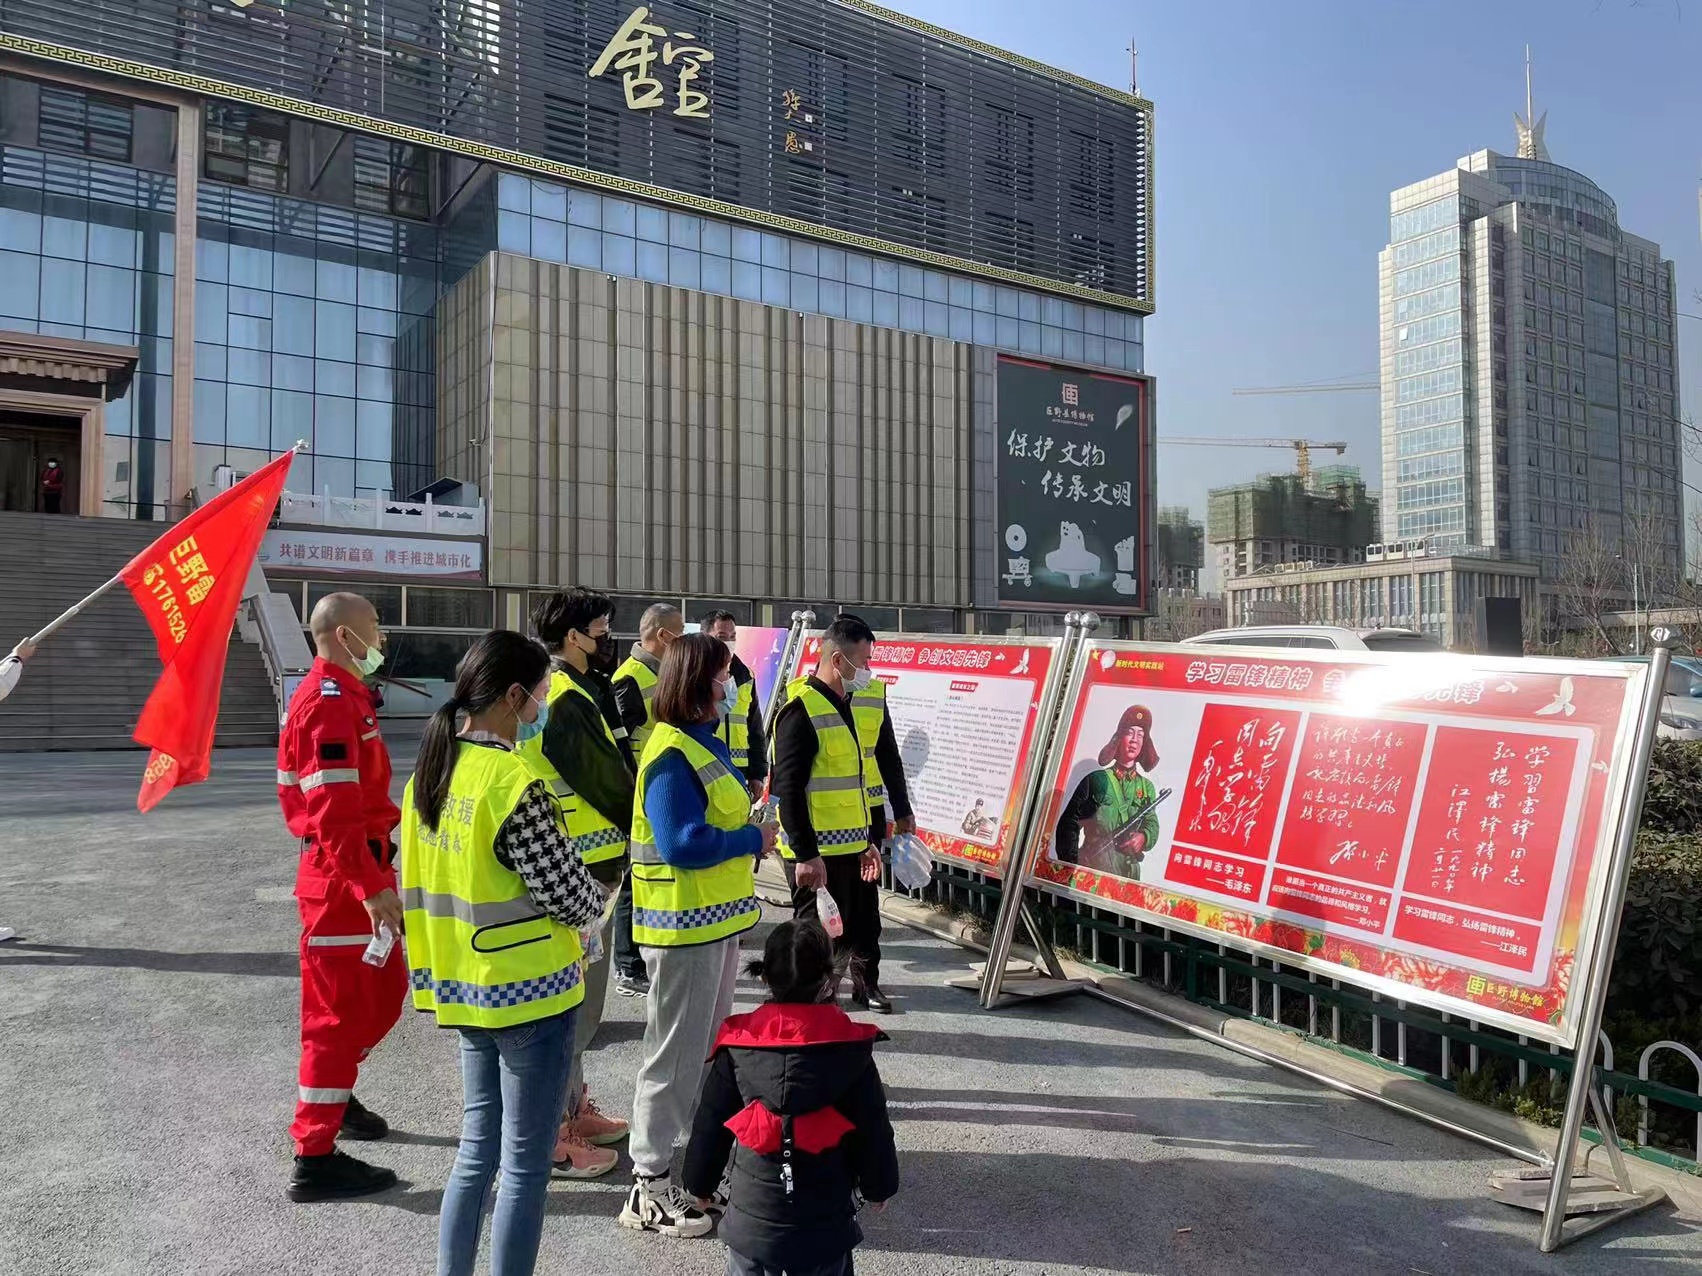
892, 0, 1702, 534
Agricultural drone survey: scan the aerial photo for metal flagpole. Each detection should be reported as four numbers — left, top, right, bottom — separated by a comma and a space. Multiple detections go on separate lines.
764, 610, 814, 739
978, 611, 1099, 1008
17, 574, 124, 653
1533, 628, 1675, 1251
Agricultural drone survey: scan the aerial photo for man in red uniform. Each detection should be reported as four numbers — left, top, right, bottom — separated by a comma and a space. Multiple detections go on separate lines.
276, 591, 406, 1202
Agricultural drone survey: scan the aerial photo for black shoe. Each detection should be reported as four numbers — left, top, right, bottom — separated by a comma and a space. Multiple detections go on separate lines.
287, 1150, 398, 1202
339, 1094, 388, 1142
852, 982, 894, 1014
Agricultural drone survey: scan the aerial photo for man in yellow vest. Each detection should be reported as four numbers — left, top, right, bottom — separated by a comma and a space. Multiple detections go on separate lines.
613, 603, 684, 757
527, 586, 634, 1178
701, 609, 767, 793
770, 616, 896, 1012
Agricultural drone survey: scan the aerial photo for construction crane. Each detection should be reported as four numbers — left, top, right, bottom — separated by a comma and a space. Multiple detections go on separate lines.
1231, 382, 1379, 396
1160, 437, 1348, 487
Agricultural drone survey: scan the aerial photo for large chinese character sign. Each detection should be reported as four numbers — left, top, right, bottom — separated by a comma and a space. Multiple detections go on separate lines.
1024, 641, 1648, 1045
995, 356, 1151, 612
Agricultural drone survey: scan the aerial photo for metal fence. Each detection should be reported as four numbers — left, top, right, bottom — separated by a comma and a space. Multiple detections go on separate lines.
896, 860, 1702, 1173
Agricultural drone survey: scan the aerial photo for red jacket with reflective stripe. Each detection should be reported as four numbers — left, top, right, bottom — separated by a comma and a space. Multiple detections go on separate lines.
277, 657, 398, 901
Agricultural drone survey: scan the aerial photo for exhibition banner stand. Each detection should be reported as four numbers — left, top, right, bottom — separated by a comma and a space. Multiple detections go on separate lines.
973, 625, 1677, 1252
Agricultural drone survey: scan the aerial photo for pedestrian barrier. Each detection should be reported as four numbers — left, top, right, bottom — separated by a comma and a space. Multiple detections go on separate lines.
773, 609, 1697, 1252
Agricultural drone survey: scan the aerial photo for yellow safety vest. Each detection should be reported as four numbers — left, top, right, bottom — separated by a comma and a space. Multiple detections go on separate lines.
850, 679, 888, 804
776, 678, 871, 859
516, 668, 629, 866
629, 724, 760, 947
399, 742, 585, 1029
713, 675, 757, 772
614, 648, 662, 755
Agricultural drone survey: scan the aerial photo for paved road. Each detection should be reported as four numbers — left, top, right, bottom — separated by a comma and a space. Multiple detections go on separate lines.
2, 748, 1698, 1275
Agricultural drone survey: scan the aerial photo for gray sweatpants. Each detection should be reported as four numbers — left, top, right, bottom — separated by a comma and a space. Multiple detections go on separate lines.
563, 912, 613, 1120
628, 937, 741, 1176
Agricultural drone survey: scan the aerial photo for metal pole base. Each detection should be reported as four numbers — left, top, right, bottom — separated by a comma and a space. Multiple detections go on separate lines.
946, 960, 1088, 1008
1490, 1167, 1666, 1252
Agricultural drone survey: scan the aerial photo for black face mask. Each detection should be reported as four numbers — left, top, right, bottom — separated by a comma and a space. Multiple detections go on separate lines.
590, 631, 619, 673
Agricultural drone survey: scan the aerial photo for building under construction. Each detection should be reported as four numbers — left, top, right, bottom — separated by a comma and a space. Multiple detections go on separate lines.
1156, 506, 1205, 590
1208, 465, 1381, 581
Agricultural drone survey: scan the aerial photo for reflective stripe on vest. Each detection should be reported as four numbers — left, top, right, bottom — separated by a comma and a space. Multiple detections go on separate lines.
851, 681, 888, 804
515, 669, 629, 866
628, 723, 760, 947
714, 676, 756, 768
399, 742, 584, 1029
616, 650, 662, 755
776, 678, 870, 859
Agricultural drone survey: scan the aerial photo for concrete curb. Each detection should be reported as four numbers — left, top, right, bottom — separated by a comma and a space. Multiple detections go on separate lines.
876, 891, 1702, 1215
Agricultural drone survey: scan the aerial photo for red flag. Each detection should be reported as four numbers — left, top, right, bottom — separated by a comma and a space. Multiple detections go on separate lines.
119, 450, 295, 811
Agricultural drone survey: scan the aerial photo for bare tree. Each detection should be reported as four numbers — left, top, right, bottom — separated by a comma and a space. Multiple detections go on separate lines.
1550, 519, 1629, 654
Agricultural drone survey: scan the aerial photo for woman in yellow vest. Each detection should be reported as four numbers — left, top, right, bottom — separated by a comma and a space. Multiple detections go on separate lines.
619, 632, 777, 1239
399, 630, 610, 1276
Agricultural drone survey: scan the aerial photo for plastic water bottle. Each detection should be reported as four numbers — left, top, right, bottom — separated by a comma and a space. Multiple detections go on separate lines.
362, 923, 396, 967
890, 833, 934, 892
581, 923, 605, 964
816, 886, 845, 938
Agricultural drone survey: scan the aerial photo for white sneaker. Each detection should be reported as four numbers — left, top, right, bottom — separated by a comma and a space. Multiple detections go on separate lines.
617, 1174, 715, 1238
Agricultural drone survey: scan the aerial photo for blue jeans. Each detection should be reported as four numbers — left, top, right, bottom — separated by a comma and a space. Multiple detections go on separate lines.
438, 1009, 576, 1276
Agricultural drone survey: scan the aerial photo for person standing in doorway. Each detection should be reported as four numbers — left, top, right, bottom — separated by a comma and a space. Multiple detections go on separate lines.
620, 633, 773, 1239
39, 457, 64, 514
400, 630, 609, 1276
770, 616, 893, 1013
701, 610, 767, 795
523, 586, 632, 1180
275, 592, 405, 1202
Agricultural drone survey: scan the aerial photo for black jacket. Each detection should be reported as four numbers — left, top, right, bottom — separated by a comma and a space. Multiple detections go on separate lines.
683, 1002, 898, 1271
540, 659, 634, 886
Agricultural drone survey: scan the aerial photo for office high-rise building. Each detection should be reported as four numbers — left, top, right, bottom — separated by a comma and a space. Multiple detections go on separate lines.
1378, 103, 1681, 585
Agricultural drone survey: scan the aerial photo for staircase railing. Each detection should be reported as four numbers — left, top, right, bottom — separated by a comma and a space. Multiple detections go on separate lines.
240, 579, 313, 723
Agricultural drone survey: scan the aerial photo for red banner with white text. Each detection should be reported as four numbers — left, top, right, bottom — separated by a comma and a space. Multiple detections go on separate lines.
790, 633, 1058, 873
1025, 641, 1646, 1045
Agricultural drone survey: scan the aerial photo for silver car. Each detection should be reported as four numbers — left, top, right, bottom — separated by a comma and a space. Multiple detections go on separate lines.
1606, 654, 1702, 741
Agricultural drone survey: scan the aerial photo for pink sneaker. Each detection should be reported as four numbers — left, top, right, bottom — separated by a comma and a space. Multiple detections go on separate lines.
551, 1128, 618, 1180
572, 1091, 630, 1147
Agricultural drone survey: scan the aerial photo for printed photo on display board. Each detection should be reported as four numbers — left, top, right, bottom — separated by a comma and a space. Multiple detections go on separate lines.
790, 633, 1057, 874
1027, 642, 1647, 1045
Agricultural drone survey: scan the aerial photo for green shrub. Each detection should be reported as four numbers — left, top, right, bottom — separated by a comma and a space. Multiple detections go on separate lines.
1635, 739, 1702, 835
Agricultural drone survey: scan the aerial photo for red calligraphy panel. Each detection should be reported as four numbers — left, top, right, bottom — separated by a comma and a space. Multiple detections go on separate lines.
1173, 704, 1301, 862
1274, 714, 1426, 889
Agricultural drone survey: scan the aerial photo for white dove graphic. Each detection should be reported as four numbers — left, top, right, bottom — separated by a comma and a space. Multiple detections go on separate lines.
1535, 677, 1576, 718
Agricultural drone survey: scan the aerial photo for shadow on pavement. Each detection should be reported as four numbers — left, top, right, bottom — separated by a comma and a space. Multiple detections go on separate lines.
0, 941, 297, 977
864, 1149, 1700, 1275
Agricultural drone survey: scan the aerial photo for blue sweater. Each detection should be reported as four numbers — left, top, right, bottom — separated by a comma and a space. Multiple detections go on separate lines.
642, 723, 763, 870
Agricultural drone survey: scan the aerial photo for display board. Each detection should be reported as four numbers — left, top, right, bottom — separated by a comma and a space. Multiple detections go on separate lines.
995, 356, 1152, 613
1023, 640, 1649, 1045
713, 624, 790, 722
789, 632, 1058, 873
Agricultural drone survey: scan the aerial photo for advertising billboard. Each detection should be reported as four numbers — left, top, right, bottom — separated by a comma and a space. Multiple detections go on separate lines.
995, 356, 1152, 614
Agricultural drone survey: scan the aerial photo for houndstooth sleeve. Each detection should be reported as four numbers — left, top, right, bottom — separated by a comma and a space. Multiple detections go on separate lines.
494, 781, 608, 928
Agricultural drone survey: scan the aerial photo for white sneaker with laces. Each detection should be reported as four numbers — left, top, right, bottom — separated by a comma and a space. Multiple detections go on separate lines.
617, 1174, 715, 1238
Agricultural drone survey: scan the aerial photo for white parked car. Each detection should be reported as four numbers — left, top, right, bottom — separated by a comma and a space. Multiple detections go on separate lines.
1185, 625, 1445, 653
1601, 654, 1702, 742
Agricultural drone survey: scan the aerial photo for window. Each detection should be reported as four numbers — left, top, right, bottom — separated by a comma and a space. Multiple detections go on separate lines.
38, 86, 132, 161
353, 137, 430, 220
205, 104, 289, 192
405, 586, 493, 628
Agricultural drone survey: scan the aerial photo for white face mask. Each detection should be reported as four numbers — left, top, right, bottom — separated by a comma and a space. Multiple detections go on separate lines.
839, 654, 874, 694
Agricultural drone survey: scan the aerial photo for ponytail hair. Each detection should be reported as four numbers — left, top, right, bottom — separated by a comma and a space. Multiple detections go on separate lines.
744, 919, 838, 1004
414, 629, 549, 829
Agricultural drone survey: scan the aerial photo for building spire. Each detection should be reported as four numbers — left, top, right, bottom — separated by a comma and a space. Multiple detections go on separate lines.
1515, 43, 1549, 160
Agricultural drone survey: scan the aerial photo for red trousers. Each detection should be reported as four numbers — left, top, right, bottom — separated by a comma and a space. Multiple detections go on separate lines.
291, 877, 405, 1156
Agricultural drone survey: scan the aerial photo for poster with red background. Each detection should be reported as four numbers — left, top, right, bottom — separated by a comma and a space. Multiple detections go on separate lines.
789, 633, 1057, 873
1025, 641, 1647, 1045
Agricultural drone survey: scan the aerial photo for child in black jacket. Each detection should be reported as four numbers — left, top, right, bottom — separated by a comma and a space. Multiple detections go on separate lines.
683, 920, 899, 1276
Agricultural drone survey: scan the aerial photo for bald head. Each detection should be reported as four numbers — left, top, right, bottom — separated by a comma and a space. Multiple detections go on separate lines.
639, 603, 684, 655
310, 592, 383, 672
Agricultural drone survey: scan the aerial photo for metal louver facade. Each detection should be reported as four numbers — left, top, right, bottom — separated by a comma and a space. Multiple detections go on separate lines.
0, 0, 1153, 311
